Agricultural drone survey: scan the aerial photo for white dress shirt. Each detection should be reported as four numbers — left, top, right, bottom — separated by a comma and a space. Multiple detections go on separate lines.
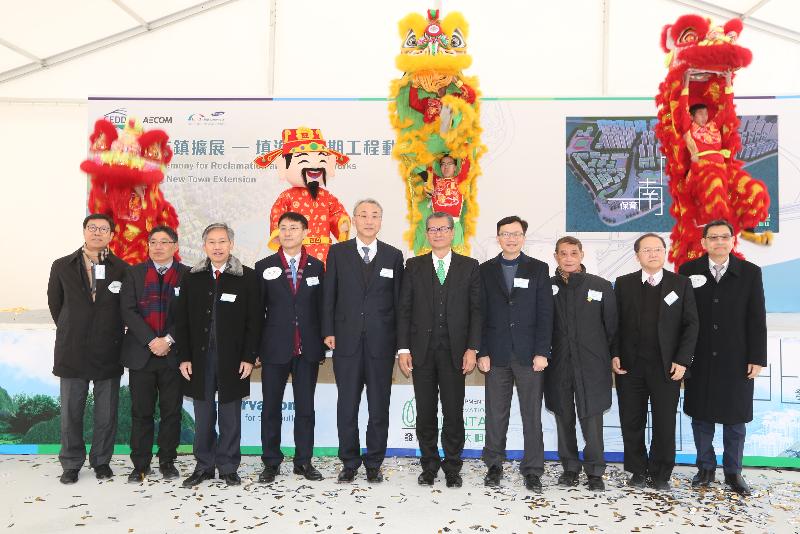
356, 237, 378, 263
641, 269, 664, 285
709, 257, 730, 278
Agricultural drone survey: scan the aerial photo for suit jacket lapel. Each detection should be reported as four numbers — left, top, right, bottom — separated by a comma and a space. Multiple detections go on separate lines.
632, 270, 643, 331
492, 258, 509, 298
366, 241, 383, 291
347, 240, 367, 291
421, 252, 434, 313
509, 257, 531, 298
659, 270, 674, 318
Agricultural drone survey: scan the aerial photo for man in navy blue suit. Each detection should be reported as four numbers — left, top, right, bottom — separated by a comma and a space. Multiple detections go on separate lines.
477, 216, 553, 492
254, 212, 326, 483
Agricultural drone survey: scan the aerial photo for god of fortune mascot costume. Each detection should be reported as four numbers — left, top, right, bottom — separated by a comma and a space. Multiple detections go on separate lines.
655, 15, 771, 269
389, 8, 486, 255
253, 127, 350, 263
81, 117, 179, 264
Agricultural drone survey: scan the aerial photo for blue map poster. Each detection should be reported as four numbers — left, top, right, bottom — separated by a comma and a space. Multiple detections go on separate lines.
565, 115, 779, 232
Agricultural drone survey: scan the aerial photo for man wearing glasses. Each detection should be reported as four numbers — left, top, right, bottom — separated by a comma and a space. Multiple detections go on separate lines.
679, 220, 766, 496
255, 212, 326, 483
323, 199, 404, 484
397, 211, 481, 488
612, 233, 698, 491
477, 216, 553, 492
120, 226, 188, 483
47, 214, 128, 484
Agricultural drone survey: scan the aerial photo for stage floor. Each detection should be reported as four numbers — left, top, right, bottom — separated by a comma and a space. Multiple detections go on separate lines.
1, 456, 798, 533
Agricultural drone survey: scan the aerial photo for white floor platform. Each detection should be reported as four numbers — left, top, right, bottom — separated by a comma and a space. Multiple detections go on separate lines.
1, 456, 799, 533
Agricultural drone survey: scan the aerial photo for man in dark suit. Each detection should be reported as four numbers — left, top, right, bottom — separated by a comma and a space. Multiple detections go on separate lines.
322, 199, 404, 483
612, 233, 698, 491
679, 219, 767, 496
397, 211, 480, 489
120, 225, 188, 483
175, 223, 262, 487
47, 214, 128, 484
545, 236, 616, 492
477, 216, 552, 492
254, 212, 326, 483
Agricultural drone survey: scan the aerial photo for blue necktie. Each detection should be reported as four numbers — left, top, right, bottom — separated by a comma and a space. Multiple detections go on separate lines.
362, 246, 371, 263
290, 257, 297, 288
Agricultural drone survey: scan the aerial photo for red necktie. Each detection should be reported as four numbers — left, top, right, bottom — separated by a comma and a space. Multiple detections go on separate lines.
215, 269, 221, 280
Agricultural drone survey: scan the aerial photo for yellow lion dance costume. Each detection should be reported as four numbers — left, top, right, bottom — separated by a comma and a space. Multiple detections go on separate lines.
389, 8, 486, 255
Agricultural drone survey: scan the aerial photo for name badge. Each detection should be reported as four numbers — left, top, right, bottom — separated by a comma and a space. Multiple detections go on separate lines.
306, 276, 320, 287
220, 293, 237, 302
664, 291, 679, 306
587, 289, 603, 302
264, 267, 282, 280
552, 284, 559, 295
690, 274, 707, 288
174, 287, 180, 297
108, 281, 122, 294
94, 264, 106, 280
380, 268, 394, 279
513, 278, 529, 289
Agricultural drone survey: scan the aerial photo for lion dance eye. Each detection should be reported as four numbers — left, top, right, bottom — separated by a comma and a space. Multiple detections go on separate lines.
450, 29, 465, 48
677, 28, 699, 45
403, 30, 418, 48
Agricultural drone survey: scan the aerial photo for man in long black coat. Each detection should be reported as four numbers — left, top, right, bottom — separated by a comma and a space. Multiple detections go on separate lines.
679, 219, 767, 496
175, 223, 262, 487
544, 236, 616, 492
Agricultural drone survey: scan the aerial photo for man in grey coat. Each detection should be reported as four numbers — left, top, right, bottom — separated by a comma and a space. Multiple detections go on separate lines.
544, 236, 617, 492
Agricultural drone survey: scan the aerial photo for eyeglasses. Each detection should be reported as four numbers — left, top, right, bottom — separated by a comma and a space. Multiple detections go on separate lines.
278, 226, 303, 233
426, 226, 453, 234
498, 232, 524, 239
148, 240, 176, 246
85, 225, 111, 234
640, 247, 665, 255
440, 161, 456, 167
705, 234, 733, 242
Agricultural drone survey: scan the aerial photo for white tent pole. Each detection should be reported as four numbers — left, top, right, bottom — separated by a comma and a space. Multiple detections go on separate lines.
0, 0, 239, 84
267, 0, 278, 96
601, 0, 610, 96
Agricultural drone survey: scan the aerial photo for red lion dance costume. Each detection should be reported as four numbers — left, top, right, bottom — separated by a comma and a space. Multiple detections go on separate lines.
81, 118, 179, 264
655, 15, 771, 269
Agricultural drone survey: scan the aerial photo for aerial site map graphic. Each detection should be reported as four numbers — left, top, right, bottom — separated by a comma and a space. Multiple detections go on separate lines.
565, 115, 779, 232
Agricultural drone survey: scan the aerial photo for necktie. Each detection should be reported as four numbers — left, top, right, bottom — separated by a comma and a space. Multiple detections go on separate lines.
290, 258, 298, 288
436, 259, 446, 285
214, 269, 221, 281
647, 275, 656, 286
362, 246, 371, 263
157, 266, 167, 276
713, 263, 724, 282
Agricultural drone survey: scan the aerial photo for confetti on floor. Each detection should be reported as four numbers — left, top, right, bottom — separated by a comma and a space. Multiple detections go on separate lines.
0, 455, 798, 533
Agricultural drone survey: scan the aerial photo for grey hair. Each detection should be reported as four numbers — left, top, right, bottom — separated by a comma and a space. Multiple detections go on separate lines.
353, 198, 383, 215
202, 222, 235, 242
426, 211, 454, 230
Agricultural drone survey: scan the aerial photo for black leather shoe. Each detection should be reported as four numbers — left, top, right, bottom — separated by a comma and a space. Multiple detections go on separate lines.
724, 473, 751, 496
60, 469, 79, 484
651, 478, 671, 491
127, 467, 151, 483
445, 472, 463, 488
557, 470, 579, 487
417, 470, 436, 486
220, 472, 241, 486
365, 467, 383, 483
692, 468, 715, 488
587, 475, 605, 492
337, 467, 357, 483
524, 474, 543, 493
627, 473, 647, 488
94, 464, 113, 480
182, 469, 214, 488
258, 465, 279, 484
484, 465, 502, 487
159, 462, 180, 480
293, 463, 323, 481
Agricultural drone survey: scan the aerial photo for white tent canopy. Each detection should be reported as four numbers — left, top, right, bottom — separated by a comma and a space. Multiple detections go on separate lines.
1, 0, 799, 100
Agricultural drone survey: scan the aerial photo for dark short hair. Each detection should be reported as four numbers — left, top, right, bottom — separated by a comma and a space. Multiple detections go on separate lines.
278, 211, 309, 230
689, 103, 708, 116
426, 211, 454, 230
83, 213, 114, 231
149, 225, 178, 242
702, 219, 734, 237
555, 236, 583, 252
496, 216, 528, 235
634, 233, 666, 252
